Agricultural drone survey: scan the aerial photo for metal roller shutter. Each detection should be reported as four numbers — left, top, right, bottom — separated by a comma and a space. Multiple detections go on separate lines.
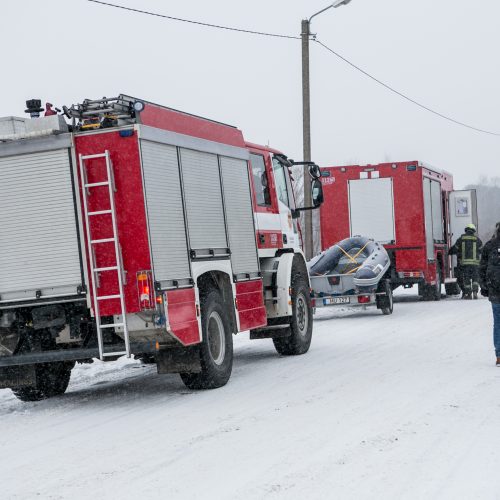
423, 177, 434, 260
219, 156, 259, 278
430, 179, 444, 242
0, 149, 82, 301
180, 149, 227, 253
140, 141, 191, 285
349, 178, 395, 244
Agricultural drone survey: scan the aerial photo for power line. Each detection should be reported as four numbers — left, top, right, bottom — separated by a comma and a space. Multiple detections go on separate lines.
86, 0, 500, 138
86, 0, 300, 39
314, 38, 500, 137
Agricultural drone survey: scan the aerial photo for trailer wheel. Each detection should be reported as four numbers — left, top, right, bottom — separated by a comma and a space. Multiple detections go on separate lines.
12, 362, 74, 402
376, 280, 394, 315
180, 290, 233, 390
273, 273, 312, 356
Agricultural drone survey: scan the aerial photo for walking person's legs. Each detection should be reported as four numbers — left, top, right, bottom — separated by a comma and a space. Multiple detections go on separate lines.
492, 303, 500, 364
462, 266, 473, 299
472, 266, 480, 299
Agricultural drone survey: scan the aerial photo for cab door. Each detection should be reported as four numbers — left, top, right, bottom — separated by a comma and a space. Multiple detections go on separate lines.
271, 155, 299, 249
248, 151, 282, 252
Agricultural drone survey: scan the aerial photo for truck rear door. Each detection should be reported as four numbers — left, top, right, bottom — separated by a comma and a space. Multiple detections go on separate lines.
449, 189, 478, 246
0, 139, 84, 305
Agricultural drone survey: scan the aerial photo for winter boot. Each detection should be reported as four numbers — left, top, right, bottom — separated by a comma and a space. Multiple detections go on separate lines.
496, 357, 500, 367
473, 291, 478, 300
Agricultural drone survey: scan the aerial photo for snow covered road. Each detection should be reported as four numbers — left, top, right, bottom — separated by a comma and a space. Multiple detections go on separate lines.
1, 291, 499, 500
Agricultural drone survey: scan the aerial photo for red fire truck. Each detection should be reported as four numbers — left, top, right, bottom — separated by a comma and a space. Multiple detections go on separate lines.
319, 161, 478, 300
0, 95, 323, 401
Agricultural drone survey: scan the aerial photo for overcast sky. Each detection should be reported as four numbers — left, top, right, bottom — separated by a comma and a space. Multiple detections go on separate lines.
2, 0, 499, 188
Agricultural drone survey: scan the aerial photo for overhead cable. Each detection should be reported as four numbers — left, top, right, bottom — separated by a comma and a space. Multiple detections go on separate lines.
87, 0, 500, 137
313, 38, 500, 137
86, 0, 300, 39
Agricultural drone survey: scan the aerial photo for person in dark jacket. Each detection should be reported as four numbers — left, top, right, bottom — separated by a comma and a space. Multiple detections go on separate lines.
479, 222, 500, 366
449, 223, 483, 299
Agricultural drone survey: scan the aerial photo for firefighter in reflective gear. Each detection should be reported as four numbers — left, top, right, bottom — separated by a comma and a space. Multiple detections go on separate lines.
449, 223, 483, 299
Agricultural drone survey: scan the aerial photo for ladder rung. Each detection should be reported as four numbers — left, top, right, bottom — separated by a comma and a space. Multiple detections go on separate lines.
100, 323, 124, 329
94, 266, 118, 272
96, 294, 121, 300
91, 238, 115, 244
81, 153, 108, 160
88, 210, 112, 216
85, 181, 109, 188
102, 351, 127, 357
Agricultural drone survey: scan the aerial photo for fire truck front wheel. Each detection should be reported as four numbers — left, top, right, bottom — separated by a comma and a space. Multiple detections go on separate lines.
180, 290, 233, 390
12, 361, 74, 402
273, 273, 313, 356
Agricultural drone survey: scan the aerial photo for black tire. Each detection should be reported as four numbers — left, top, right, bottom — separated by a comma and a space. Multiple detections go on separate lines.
12, 362, 74, 402
273, 273, 313, 356
445, 282, 461, 296
421, 266, 442, 301
180, 290, 233, 390
376, 280, 394, 315
430, 265, 442, 301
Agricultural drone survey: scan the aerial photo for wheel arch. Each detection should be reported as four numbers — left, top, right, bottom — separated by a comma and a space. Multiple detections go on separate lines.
196, 270, 237, 334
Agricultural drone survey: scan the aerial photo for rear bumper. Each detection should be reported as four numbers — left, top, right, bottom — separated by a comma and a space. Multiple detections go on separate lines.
312, 293, 377, 308
0, 342, 157, 368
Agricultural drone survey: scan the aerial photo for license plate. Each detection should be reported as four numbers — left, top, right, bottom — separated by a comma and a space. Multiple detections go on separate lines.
324, 296, 350, 305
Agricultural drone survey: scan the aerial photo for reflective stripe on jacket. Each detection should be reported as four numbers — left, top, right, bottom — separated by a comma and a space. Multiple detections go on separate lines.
461, 235, 480, 265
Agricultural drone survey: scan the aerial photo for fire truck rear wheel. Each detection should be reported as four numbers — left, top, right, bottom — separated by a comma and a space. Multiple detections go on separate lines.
180, 290, 233, 390
12, 361, 74, 402
273, 273, 313, 356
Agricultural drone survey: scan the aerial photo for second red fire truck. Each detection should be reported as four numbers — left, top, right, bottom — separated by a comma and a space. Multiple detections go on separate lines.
319, 161, 478, 299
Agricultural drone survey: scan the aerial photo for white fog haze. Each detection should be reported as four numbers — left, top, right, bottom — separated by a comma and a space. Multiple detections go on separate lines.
2, 2, 500, 499
2, 0, 499, 188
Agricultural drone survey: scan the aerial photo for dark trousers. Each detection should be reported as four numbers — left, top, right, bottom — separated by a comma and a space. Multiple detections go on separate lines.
492, 303, 500, 357
460, 265, 479, 294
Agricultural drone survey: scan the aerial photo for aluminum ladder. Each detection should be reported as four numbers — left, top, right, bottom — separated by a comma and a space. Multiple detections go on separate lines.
79, 150, 130, 360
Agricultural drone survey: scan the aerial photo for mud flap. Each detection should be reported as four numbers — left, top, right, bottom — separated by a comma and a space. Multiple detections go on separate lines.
156, 346, 202, 374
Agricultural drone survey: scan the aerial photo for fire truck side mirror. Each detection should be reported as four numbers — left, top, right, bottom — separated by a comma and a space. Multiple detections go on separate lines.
309, 164, 321, 180
312, 179, 324, 207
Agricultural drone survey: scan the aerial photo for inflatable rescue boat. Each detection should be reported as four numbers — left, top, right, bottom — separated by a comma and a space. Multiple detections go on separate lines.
308, 236, 390, 293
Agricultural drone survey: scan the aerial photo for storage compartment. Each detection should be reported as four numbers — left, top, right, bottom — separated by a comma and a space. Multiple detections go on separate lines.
0, 148, 83, 303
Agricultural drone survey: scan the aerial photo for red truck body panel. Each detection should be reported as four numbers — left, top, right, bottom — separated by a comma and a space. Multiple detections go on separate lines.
74, 99, 268, 338
74, 130, 150, 316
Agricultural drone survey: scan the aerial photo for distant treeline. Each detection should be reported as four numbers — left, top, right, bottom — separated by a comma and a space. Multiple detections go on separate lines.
465, 176, 500, 243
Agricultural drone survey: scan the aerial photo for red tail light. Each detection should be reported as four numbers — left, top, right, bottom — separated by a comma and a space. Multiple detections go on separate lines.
137, 271, 154, 310
357, 295, 371, 304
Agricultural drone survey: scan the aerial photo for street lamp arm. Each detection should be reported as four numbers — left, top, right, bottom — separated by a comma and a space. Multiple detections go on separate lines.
308, 4, 334, 24
308, 0, 353, 24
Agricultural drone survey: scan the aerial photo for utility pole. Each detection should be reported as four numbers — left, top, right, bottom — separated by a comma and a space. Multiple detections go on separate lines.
301, 1, 353, 261
301, 18, 313, 261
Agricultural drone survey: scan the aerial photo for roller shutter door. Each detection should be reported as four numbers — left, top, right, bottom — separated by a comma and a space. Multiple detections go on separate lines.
349, 178, 395, 244
140, 141, 191, 286
180, 149, 227, 254
430, 179, 444, 242
0, 149, 82, 301
220, 156, 259, 278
